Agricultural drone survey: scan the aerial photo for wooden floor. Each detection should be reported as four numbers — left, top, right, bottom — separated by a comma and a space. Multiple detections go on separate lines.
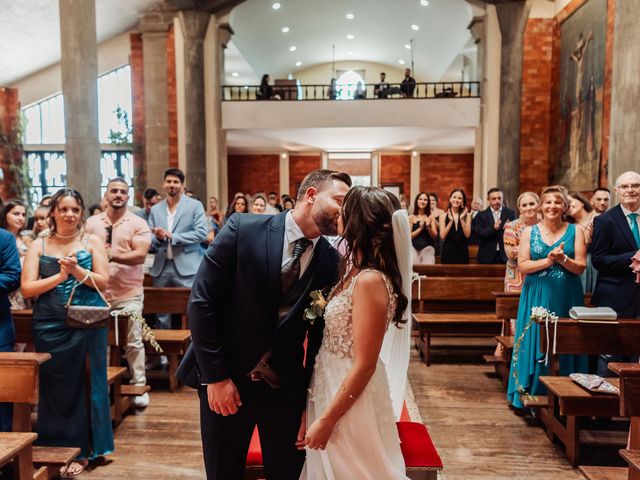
75, 338, 626, 479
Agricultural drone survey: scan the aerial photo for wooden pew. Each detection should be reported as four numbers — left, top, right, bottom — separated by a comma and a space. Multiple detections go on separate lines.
142, 287, 190, 329
0, 432, 39, 480
413, 264, 505, 278
412, 276, 505, 366
0, 352, 80, 479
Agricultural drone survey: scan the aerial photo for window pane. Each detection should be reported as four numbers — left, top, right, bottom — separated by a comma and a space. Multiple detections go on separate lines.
98, 65, 133, 144
23, 105, 42, 144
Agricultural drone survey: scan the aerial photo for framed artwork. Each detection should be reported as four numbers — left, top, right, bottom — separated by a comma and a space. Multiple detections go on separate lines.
381, 182, 404, 199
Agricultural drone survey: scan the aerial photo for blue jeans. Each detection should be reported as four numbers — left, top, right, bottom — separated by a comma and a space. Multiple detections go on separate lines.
152, 260, 195, 329
0, 342, 13, 432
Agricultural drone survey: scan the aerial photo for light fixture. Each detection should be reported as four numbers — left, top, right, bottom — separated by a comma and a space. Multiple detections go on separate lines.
346, 34, 355, 40
347, 50, 353, 55
412, 150, 419, 157
420, 0, 429, 5
244, 86, 249, 90
398, 59, 405, 65
231, 72, 239, 77
272, 2, 281, 9
281, 26, 290, 33
289, 45, 296, 51
281, 152, 288, 159
405, 44, 412, 50
346, 13, 354, 19
295, 60, 302, 66
411, 24, 420, 31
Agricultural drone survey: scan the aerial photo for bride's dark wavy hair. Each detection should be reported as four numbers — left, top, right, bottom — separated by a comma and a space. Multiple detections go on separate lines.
338, 186, 408, 327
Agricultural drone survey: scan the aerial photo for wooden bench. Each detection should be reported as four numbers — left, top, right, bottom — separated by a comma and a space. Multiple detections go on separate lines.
483, 335, 513, 389
413, 264, 505, 278
412, 276, 504, 365
245, 422, 443, 480
145, 330, 192, 392
0, 432, 38, 480
0, 352, 81, 480
142, 286, 190, 329
107, 367, 127, 427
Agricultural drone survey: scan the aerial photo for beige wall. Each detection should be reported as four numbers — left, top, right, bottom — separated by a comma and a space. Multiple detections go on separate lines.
293, 61, 407, 85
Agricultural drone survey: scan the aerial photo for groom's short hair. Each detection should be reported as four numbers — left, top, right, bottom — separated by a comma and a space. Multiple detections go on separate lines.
296, 170, 352, 201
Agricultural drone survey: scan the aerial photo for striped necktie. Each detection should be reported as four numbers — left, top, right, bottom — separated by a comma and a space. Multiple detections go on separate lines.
280, 238, 312, 296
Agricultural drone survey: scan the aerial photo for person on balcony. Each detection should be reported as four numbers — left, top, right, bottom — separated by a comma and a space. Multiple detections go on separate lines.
257, 74, 281, 100
400, 68, 416, 98
374, 72, 389, 99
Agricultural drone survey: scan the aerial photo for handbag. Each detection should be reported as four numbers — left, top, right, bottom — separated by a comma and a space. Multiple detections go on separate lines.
65, 272, 111, 329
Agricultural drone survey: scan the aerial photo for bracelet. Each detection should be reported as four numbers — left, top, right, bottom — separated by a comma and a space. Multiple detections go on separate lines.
561, 254, 568, 264
79, 271, 91, 283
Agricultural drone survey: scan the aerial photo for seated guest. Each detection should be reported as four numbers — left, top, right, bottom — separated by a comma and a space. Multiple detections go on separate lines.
439, 189, 472, 264
503, 192, 540, 293
567, 191, 597, 293
223, 194, 249, 226
257, 74, 281, 100
0, 227, 20, 432
21, 189, 114, 476
0, 199, 29, 310
282, 196, 296, 210
591, 171, 640, 376
507, 186, 589, 409
410, 192, 438, 265
374, 72, 389, 99
590, 187, 610, 214
473, 187, 516, 264
400, 68, 416, 98
251, 194, 268, 214
136, 188, 161, 223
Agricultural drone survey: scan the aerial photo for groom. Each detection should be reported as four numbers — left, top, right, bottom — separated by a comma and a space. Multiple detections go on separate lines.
177, 170, 352, 479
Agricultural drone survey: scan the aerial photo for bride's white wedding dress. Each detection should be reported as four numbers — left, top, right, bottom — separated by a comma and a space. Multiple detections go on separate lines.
300, 269, 409, 480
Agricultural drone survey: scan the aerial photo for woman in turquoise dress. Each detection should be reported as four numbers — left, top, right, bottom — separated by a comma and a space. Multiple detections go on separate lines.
507, 186, 590, 409
21, 189, 113, 476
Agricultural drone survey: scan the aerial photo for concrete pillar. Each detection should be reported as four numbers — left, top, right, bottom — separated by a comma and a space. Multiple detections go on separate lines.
321, 152, 329, 169
59, 0, 101, 205
139, 7, 175, 193
204, 15, 231, 204
468, 11, 485, 201
608, 0, 640, 182
410, 151, 421, 201
177, 10, 210, 201
492, 0, 531, 207
370, 152, 380, 187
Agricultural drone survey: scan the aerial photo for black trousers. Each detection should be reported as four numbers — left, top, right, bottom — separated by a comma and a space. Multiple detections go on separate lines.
198, 380, 305, 480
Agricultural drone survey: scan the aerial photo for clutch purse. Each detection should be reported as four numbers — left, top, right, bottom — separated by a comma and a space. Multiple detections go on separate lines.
65, 273, 111, 329
569, 373, 619, 395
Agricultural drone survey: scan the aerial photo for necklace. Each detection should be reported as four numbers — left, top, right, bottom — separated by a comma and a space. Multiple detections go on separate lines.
54, 230, 80, 239
541, 221, 562, 236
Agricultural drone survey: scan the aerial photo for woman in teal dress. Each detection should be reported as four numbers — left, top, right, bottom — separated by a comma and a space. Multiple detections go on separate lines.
22, 189, 113, 476
507, 186, 590, 409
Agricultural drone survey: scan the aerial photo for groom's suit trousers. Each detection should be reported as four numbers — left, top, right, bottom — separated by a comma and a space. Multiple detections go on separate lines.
198, 378, 305, 480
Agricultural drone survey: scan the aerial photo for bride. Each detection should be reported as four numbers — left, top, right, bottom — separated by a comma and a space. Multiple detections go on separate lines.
298, 186, 413, 479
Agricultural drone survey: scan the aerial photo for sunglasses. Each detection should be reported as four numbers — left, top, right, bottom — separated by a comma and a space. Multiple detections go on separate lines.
105, 225, 113, 245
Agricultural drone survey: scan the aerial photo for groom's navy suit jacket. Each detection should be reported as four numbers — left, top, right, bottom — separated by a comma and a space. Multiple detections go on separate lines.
177, 212, 340, 410
591, 205, 640, 315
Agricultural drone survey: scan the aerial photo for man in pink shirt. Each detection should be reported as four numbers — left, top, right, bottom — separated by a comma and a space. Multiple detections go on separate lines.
86, 177, 152, 407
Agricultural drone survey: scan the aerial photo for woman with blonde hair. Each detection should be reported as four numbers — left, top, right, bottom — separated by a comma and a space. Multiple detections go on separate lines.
503, 192, 540, 293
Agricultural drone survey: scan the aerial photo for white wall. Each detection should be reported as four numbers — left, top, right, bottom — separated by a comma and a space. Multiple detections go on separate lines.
294, 61, 407, 85
11, 33, 131, 107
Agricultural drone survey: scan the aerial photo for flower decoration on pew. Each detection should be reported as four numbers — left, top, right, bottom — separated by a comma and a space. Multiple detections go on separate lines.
511, 306, 558, 402
303, 289, 329, 325
111, 306, 163, 353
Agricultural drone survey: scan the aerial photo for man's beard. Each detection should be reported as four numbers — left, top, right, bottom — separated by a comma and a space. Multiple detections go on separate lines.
312, 209, 338, 236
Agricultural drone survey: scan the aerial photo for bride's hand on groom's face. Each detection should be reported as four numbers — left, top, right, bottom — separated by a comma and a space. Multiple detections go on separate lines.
208, 379, 242, 416
302, 417, 334, 451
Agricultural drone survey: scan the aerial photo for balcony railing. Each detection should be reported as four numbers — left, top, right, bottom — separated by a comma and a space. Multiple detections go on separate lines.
222, 81, 480, 101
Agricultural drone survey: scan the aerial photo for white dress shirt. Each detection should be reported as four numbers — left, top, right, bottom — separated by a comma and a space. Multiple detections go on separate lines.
492, 207, 503, 250
620, 204, 640, 229
282, 211, 320, 278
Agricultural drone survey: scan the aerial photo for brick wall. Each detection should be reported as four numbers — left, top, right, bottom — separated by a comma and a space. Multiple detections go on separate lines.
289, 155, 320, 198
380, 154, 411, 200
228, 154, 280, 203
0, 87, 22, 202
167, 25, 178, 168
520, 18, 554, 194
419, 153, 474, 210
130, 33, 145, 203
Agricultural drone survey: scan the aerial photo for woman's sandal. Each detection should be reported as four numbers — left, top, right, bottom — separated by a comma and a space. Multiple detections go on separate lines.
60, 459, 89, 477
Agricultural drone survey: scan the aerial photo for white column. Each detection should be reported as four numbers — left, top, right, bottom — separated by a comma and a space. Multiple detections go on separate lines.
321, 152, 329, 169
279, 152, 289, 195
370, 152, 380, 187
410, 151, 420, 201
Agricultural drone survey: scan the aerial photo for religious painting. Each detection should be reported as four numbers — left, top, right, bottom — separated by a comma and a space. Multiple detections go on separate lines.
554, 0, 607, 190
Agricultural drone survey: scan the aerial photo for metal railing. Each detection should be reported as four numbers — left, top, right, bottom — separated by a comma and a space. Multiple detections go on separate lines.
222, 81, 480, 101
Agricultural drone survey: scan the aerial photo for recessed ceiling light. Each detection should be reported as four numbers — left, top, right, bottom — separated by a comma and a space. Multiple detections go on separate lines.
398, 59, 405, 65
411, 24, 420, 31
420, 0, 429, 5
346, 13, 354, 20
289, 45, 296, 51
405, 44, 412, 50
346, 34, 355, 40
281, 26, 290, 33
272, 2, 281, 10
231, 72, 239, 77
347, 50, 354, 55
295, 61, 302, 66
244, 86, 249, 89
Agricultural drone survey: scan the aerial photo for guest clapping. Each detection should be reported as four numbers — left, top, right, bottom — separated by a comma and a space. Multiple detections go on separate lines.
473, 188, 516, 264
409, 192, 438, 265
439, 189, 472, 264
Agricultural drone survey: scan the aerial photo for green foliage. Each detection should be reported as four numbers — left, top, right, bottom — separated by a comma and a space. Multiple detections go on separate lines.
108, 106, 133, 146
0, 111, 31, 205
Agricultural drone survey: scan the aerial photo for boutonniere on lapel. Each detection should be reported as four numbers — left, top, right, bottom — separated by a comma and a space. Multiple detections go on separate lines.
303, 289, 328, 325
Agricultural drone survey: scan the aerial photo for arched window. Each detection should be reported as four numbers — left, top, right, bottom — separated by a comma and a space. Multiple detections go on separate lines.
336, 70, 365, 100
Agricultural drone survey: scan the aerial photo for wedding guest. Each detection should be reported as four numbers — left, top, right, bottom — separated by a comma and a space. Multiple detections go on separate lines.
503, 192, 540, 293
207, 196, 221, 234
266, 192, 282, 214
469, 197, 484, 244
26, 195, 52, 230
428, 193, 444, 219
399, 194, 409, 212
0, 199, 29, 310
592, 171, 640, 375
258, 74, 281, 100
223, 195, 249, 225
327, 78, 338, 100
473, 187, 516, 264
373, 72, 389, 99
88, 203, 102, 217
86, 178, 152, 408
439, 189, 472, 264
410, 192, 438, 265
32, 205, 51, 238
282, 197, 296, 210
136, 188, 161, 223
400, 68, 416, 98
21, 188, 113, 476
251, 195, 268, 214
0, 227, 20, 432
567, 191, 597, 293
507, 186, 589, 409
591, 187, 610, 214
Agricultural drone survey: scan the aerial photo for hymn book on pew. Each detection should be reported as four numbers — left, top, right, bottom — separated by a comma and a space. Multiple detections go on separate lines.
569, 306, 618, 324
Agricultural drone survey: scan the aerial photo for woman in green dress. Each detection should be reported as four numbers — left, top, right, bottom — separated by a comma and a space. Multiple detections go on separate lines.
22, 189, 113, 476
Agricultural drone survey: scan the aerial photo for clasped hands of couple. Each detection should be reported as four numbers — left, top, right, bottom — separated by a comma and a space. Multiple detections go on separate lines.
207, 379, 332, 451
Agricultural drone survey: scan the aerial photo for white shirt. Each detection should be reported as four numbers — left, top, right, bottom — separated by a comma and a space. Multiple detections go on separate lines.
492, 207, 503, 250
166, 205, 177, 260
620, 204, 640, 229
282, 211, 320, 277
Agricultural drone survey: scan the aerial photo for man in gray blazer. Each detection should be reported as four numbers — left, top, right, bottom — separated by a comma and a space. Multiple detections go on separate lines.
149, 168, 209, 329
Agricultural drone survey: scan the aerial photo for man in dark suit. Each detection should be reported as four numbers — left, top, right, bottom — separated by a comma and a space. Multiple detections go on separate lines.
472, 187, 516, 264
177, 170, 352, 480
591, 171, 640, 375
0, 227, 21, 432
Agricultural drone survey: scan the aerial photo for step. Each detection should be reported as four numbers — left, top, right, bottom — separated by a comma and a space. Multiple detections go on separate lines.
520, 394, 549, 408
121, 384, 151, 396
578, 466, 627, 480
620, 449, 640, 471
33, 446, 80, 466
483, 354, 507, 364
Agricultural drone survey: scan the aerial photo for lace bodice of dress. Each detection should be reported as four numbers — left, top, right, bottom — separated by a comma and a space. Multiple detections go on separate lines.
321, 269, 398, 359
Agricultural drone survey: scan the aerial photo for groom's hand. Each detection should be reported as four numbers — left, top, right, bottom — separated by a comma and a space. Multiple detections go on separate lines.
208, 379, 242, 416
295, 410, 307, 450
